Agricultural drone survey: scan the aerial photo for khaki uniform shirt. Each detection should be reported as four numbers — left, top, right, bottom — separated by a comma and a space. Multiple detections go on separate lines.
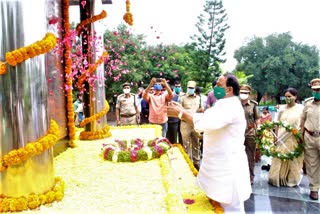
302, 98, 320, 132
116, 93, 137, 117
179, 94, 204, 113
242, 100, 260, 137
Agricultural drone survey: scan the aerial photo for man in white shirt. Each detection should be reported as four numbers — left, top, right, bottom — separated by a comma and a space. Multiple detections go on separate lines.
166, 73, 251, 213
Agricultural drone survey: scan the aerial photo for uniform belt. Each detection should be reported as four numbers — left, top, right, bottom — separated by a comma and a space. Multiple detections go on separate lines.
305, 128, 320, 137
120, 114, 136, 118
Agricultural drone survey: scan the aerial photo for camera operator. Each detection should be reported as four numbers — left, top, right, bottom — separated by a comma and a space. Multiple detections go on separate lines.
143, 78, 173, 137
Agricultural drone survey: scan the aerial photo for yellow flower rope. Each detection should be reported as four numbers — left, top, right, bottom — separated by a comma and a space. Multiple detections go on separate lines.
79, 101, 112, 140
0, 120, 60, 172
76, 10, 107, 35
0, 33, 56, 74
0, 177, 64, 212
123, 0, 133, 26
79, 125, 112, 140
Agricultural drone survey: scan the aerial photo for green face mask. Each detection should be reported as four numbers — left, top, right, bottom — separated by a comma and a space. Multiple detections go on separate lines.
285, 97, 294, 104
312, 91, 320, 100
214, 86, 226, 100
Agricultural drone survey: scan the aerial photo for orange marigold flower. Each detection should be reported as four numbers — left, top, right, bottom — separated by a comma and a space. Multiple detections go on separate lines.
0, 61, 7, 75
291, 128, 298, 135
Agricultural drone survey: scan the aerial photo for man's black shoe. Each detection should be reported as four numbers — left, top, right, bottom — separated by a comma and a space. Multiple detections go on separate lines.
261, 164, 271, 171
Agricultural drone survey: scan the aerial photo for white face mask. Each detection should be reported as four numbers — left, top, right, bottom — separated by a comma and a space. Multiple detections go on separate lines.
239, 93, 249, 100
123, 88, 130, 94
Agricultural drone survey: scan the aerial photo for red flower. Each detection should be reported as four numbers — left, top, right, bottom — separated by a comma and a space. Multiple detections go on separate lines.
183, 199, 195, 205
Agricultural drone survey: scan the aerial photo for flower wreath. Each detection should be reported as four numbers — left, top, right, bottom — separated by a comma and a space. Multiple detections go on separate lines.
256, 121, 304, 160
102, 138, 172, 162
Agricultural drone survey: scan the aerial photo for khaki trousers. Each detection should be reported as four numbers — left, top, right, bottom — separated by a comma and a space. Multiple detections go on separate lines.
180, 121, 200, 167
244, 136, 256, 183
304, 133, 320, 192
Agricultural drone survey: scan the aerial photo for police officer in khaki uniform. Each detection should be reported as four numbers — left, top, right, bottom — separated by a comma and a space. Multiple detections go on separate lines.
179, 80, 204, 169
240, 84, 260, 185
116, 82, 140, 126
301, 78, 320, 200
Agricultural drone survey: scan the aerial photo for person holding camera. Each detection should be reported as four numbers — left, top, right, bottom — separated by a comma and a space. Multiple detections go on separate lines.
143, 77, 173, 137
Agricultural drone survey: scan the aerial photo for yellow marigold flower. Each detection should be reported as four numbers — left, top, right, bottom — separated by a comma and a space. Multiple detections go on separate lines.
0, 61, 7, 74
45, 191, 56, 203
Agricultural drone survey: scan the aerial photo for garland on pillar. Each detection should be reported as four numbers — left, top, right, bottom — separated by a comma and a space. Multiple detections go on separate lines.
0, 120, 60, 172
62, 0, 76, 147
76, 10, 107, 36
123, 0, 133, 26
76, 51, 109, 90
0, 33, 57, 75
0, 177, 64, 212
79, 100, 112, 140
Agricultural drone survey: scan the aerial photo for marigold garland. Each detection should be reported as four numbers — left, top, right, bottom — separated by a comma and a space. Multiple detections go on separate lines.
0, 61, 7, 74
256, 121, 304, 160
80, 100, 110, 127
62, 0, 76, 147
123, 0, 133, 26
0, 33, 56, 74
0, 177, 64, 212
0, 120, 59, 172
79, 125, 112, 140
76, 10, 107, 35
76, 51, 108, 90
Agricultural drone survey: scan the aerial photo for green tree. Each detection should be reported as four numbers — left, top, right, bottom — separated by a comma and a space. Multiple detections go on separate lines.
103, 25, 194, 100
234, 32, 319, 103
104, 24, 147, 98
190, 0, 229, 88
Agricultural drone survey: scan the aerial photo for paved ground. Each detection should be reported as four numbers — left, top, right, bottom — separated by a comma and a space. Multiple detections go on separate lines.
245, 156, 320, 213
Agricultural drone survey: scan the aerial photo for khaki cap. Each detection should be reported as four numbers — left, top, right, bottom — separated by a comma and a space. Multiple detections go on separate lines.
187, 81, 196, 88
122, 82, 130, 88
240, 84, 252, 93
311, 78, 320, 89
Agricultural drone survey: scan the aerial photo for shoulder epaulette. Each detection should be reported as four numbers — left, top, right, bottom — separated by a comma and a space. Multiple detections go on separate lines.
180, 93, 187, 97
250, 100, 258, 105
118, 94, 125, 98
304, 97, 314, 103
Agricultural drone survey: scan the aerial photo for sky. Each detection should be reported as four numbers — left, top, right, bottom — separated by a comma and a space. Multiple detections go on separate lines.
70, 0, 320, 72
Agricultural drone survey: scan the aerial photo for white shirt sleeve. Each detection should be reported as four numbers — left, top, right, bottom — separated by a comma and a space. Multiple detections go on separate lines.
194, 98, 238, 132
